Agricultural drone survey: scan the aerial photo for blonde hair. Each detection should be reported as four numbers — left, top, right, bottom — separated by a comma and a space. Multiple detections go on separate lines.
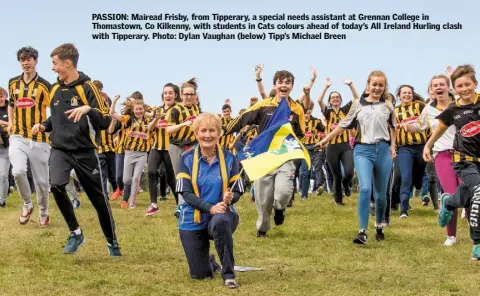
365, 70, 389, 101
192, 113, 223, 136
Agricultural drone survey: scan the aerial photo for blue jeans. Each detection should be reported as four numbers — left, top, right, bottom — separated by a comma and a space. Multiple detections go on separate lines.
421, 171, 428, 197
300, 150, 313, 198
354, 141, 393, 230
398, 145, 426, 214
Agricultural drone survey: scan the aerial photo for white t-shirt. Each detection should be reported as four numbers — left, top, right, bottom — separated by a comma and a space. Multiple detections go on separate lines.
413, 100, 455, 154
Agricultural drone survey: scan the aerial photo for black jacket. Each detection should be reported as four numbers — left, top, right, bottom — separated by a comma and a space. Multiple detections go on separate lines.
43, 72, 111, 151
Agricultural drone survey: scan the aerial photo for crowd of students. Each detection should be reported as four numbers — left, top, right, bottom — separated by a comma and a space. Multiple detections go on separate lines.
1, 44, 480, 289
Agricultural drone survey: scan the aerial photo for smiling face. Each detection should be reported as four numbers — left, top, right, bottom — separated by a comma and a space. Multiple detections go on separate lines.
430, 77, 450, 100
193, 114, 222, 151
51, 55, 70, 82
0, 89, 7, 106
328, 92, 342, 108
399, 86, 413, 105
181, 86, 196, 106
274, 77, 293, 100
132, 102, 145, 119
367, 76, 386, 100
453, 75, 478, 102
20, 56, 37, 76
163, 86, 176, 107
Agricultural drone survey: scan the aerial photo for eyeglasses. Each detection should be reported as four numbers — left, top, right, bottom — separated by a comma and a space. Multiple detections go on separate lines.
183, 93, 196, 97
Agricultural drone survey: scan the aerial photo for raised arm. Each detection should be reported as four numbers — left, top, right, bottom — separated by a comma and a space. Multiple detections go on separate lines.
344, 78, 359, 100
297, 67, 317, 106
317, 78, 331, 112
255, 64, 268, 99
109, 94, 124, 121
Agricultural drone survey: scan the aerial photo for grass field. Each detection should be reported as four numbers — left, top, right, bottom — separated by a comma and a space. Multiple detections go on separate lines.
0, 190, 477, 296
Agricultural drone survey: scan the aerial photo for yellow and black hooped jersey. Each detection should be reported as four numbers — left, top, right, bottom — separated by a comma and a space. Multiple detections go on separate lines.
121, 115, 152, 152
394, 101, 427, 146
302, 117, 325, 146
8, 73, 51, 142
322, 101, 352, 145
151, 105, 171, 151
219, 117, 235, 149
166, 103, 200, 146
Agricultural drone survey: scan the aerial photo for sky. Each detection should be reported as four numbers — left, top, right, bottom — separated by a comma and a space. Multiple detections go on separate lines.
1, 0, 477, 118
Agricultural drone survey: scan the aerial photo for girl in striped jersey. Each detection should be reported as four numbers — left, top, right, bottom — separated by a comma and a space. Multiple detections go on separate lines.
317, 78, 359, 206
110, 96, 151, 209
394, 85, 427, 218
166, 78, 201, 209
145, 83, 179, 216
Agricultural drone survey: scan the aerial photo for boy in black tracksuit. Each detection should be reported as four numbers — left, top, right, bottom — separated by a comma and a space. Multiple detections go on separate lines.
33, 43, 120, 256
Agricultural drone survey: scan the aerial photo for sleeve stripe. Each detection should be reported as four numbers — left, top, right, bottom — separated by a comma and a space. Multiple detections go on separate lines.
176, 173, 191, 180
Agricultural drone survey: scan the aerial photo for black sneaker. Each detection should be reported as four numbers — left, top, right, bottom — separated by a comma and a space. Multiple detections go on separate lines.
353, 230, 368, 245
375, 226, 385, 241
0, 200, 5, 208
256, 230, 267, 238
344, 186, 352, 197
274, 209, 285, 225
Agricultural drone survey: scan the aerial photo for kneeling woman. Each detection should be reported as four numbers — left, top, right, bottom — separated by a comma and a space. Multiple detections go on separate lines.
176, 113, 244, 288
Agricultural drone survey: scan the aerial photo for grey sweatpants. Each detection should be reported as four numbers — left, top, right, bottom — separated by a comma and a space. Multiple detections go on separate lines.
123, 150, 148, 204
169, 144, 196, 205
8, 135, 50, 216
0, 147, 10, 202
254, 160, 296, 232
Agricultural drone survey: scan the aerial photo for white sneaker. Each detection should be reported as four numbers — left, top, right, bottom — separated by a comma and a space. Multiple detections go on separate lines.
444, 236, 456, 247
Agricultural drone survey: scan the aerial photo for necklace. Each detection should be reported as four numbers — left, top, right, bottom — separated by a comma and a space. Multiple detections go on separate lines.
201, 148, 216, 159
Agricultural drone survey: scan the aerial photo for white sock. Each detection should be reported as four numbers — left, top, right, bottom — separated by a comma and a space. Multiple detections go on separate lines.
152, 203, 158, 208
73, 228, 82, 235
24, 202, 33, 209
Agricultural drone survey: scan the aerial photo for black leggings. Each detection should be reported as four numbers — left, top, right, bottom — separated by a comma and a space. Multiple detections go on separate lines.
326, 143, 354, 203
147, 149, 177, 204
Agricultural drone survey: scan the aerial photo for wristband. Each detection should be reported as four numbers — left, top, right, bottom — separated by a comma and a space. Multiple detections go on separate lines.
256, 78, 262, 82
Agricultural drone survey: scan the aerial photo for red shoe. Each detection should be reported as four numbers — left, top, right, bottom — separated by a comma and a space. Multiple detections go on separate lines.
120, 201, 128, 209
19, 205, 34, 224
39, 215, 50, 228
111, 189, 123, 201
145, 204, 159, 216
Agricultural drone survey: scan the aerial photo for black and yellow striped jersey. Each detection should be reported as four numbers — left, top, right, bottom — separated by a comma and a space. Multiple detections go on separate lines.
225, 96, 305, 138
8, 73, 51, 142
121, 115, 152, 152
394, 101, 427, 146
166, 103, 200, 146
242, 125, 258, 144
322, 101, 352, 145
219, 117, 235, 149
98, 129, 116, 154
302, 117, 325, 145
113, 121, 127, 154
151, 105, 171, 151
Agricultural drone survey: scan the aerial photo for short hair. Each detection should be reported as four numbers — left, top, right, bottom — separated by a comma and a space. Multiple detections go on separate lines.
451, 64, 477, 88
50, 43, 79, 67
222, 104, 231, 111
93, 80, 103, 90
17, 47, 38, 61
273, 70, 295, 86
192, 113, 222, 136
131, 91, 143, 100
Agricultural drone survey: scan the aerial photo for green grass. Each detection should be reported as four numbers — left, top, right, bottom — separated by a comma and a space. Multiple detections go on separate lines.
0, 190, 476, 296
